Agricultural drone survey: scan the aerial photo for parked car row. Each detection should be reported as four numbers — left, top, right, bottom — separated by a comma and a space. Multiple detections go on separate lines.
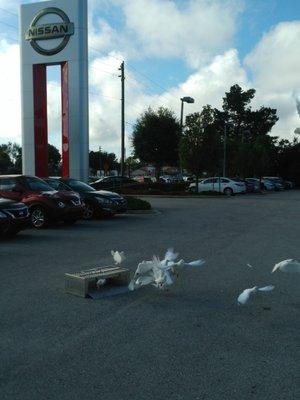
0, 175, 127, 238
188, 176, 295, 195
189, 177, 246, 195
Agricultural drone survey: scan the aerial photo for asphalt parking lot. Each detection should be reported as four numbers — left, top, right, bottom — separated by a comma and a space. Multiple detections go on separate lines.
1, 191, 300, 400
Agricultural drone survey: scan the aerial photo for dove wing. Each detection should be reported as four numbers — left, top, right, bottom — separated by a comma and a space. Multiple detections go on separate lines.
185, 259, 205, 267
164, 248, 179, 262
258, 285, 275, 292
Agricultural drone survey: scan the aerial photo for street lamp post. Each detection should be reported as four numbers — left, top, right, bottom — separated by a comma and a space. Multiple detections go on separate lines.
180, 96, 195, 132
180, 96, 195, 174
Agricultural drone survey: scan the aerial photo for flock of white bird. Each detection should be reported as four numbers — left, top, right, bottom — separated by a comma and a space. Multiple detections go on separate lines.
108, 250, 300, 306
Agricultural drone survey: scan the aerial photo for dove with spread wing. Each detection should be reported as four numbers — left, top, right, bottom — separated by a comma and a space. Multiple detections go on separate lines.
128, 248, 205, 291
271, 259, 300, 274
237, 285, 275, 305
111, 250, 126, 265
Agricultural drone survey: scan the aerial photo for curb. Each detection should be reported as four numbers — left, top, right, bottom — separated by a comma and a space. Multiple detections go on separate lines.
126, 209, 161, 215
125, 194, 230, 199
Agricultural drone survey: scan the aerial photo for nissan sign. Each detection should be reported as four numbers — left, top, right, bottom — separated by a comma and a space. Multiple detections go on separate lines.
25, 7, 74, 56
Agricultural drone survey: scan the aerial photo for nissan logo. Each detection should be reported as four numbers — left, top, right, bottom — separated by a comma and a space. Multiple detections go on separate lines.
25, 7, 74, 56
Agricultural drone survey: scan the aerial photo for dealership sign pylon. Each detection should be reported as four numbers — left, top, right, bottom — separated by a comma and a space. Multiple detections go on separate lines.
20, 0, 89, 180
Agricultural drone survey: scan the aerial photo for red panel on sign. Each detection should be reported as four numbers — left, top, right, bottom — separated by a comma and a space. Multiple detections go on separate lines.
61, 62, 69, 178
33, 64, 48, 177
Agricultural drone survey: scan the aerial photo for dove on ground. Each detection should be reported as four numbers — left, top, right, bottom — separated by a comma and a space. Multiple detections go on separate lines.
237, 285, 275, 305
96, 278, 107, 288
271, 259, 300, 274
111, 250, 126, 265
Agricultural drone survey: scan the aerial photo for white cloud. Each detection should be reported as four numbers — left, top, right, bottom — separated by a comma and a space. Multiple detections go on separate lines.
0, 40, 21, 143
245, 21, 300, 93
123, 0, 243, 67
89, 0, 244, 68
245, 21, 300, 139
47, 80, 61, 148
0, 1, 299, 158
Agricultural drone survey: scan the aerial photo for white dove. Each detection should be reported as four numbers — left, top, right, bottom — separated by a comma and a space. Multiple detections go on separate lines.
128, 249, 205, 291
163, 248, 179, 264
237, 285, 275, 305
128, 259, 157, 291
96, 278, 107, 288
271, 259, 300, 274
111, 250, 126, 265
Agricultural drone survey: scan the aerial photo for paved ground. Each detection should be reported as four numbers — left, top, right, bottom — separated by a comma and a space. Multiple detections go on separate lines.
1, 191, 300, 400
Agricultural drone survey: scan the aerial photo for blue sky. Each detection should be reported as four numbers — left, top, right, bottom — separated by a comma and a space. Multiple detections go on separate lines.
0, 0, 299, 156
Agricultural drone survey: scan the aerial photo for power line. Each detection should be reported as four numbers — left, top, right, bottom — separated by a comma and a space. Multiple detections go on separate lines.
89, 46, 123, 63
88, 45, 171, 96
0, 20, 18, 31
89, 92, 121, 101
126, 62, 169, 94
0, 7, 18, 18
89, 64, 118, 77
0, 34, 19, 44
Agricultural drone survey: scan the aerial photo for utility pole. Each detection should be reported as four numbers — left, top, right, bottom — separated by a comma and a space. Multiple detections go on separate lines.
119, 61, 125, 176
99, 146, 101, 177
223, 122, 227, 177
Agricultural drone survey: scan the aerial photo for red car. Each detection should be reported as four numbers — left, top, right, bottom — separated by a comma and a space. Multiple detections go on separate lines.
0, 175, 84, 228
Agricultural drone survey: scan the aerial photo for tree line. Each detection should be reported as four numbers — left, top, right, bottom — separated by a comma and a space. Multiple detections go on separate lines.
1, 84, 299, 184
0, 143, 120, 176
131, 84, 300, 185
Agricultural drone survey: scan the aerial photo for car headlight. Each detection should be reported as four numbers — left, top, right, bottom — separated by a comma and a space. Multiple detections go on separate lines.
0, 211, 8, 219
58, 201, 66, 208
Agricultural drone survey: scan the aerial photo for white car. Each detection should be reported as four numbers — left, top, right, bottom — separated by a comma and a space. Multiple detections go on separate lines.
189, 177, 246, 196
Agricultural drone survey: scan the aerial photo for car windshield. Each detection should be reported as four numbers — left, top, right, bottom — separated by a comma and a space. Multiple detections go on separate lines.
25, 177, 54, 192
65, 179, 95, 192
46, 180, 71, 191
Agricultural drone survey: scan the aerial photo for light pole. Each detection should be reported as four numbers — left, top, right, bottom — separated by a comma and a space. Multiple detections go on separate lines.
180, 96, 195, 131
180, 96, 195, 174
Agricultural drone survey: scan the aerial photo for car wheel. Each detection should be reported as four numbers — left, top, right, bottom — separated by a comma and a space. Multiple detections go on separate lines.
83, 203, 95, 220
223, 187, 233, 196
30, 206, 48, 229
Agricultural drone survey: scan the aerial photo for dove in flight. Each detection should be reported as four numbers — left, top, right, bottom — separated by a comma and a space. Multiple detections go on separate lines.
237, 285, 275, 305
111, 250, 126, 265
128, 249, 205, 291
271, 259, 300, 274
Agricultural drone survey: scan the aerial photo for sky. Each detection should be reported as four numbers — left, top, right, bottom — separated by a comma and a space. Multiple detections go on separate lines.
0, 0, 300, 158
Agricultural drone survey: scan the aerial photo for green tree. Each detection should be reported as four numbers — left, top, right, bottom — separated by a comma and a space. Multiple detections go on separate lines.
89, 149, 119, 175
179, 105, 222, 190
48, 144, 61, 175
276, 137, 300, 185
213, 84, 279, 177
7, 143, 22, 173
132, 107, 181, 178
125, 156, 140, 177
0, 146, 13, 173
